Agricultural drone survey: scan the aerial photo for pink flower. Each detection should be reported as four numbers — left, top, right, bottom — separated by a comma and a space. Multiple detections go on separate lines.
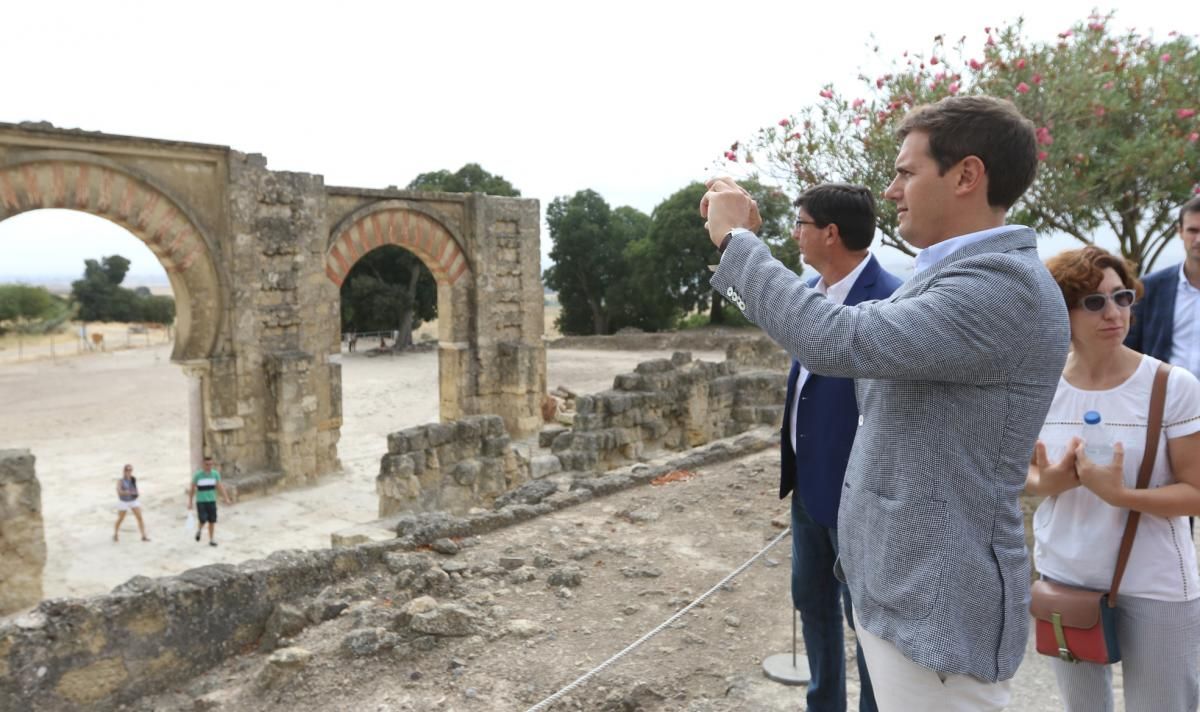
929, 81, 939, 90
779, 118, 790, 127
1036, 127, 1054, 145
819, 89, 834, 99
1161, 53, 1172, 63
852, 98, 865, 109
986, 35, 996, 46
1103, 81, 1115, 90
1058, 30, 1073, 39
1094, 105, 1106, 117
1016, 82, 1031, 94
969, 58, 983, 70
1088, 22, 1105, 31
724, 151, 737, 162
984, 26, 991, 33
1032, 73, 1043, 85
853, 117, 864, 125
790, 132, 802, 140
876, 77, 885, 89
1178, 109, 1197, 119
948, 82, 960, 95
930, 56, 939, 65
1189, 132, 1200, 143
1016, 58, 1026, 69
1038, 151, 1049, 161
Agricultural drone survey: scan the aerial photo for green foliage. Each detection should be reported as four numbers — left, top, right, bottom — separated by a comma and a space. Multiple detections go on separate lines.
0, 284, 56, 322
543, 190, 651, 335
737, 12, 1200, 271
407, 163, 521, 197
69, 255, 174, 325
339, 246, 437, 344
624, 179, 793, 329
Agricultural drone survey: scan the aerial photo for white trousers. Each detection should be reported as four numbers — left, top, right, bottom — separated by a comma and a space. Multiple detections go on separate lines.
854, 610, 1012, 712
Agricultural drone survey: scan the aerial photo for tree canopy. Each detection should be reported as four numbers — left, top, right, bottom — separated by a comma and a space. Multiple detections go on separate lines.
0, 284, 72, 336
733, 12, 1199, 272
406, 163, 521, 197
69, 255, 174, 325
543, 189, 641, 335
625, 179, 794, 328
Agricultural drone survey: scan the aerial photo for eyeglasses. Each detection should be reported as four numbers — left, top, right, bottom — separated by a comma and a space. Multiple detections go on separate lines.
794, 218, 823, 228
1079, 289, 1135, 312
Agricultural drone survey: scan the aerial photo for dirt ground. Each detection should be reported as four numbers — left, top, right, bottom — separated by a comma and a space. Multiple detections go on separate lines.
130, 446, 1075, 712
0, 340, 721, 599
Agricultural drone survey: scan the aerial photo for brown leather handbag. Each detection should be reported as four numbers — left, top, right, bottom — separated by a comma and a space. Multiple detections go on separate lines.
1030, 361, 1171, 664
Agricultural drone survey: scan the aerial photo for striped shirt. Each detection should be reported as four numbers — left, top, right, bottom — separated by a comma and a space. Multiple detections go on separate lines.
192, 469, 220, 503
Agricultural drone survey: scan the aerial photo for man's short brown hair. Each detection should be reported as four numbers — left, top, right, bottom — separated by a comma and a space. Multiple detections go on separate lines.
897, 95, 1038, 209
1180, 196, 1200, 226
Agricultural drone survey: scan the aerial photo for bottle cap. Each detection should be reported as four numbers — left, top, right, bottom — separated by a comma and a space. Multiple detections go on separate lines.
1083, 410, 1102, 425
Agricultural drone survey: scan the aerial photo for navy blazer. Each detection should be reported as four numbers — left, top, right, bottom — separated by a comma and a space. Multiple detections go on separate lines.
779, 254, 903, 528
1126, 263, 1179, 362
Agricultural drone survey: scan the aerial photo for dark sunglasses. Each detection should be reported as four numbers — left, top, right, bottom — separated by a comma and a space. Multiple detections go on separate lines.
1079, 289, 1135, 312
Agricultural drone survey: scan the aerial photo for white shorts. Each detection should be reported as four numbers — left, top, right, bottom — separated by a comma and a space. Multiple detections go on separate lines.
116, 499, 141, 512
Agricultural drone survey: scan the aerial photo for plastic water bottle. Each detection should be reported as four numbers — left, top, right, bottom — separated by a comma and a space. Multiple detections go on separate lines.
1082, 410, 1114, 465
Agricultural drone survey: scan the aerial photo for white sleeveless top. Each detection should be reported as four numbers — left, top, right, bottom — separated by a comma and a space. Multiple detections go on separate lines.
1034, 356, 1200, 601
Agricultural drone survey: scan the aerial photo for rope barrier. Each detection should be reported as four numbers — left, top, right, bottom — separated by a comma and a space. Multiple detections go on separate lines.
523, 526, 792, 712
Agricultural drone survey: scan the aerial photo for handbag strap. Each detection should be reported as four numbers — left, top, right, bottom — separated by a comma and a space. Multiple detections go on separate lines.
1108, 360, 1172, 606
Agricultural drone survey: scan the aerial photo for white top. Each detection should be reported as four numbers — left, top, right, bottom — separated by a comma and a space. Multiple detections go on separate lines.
1034, 355, 1200, 601
1171, 262, 1200, 379
789, 253, 871, 452
912, 225, 1014, 273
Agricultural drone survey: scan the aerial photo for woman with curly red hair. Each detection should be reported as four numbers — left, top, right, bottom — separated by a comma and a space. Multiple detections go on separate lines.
1027, 245, 1200, 711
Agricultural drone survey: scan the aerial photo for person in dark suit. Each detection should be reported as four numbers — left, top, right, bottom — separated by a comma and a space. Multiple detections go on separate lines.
781, 183, 901, 712
1126, 196, 1200, 379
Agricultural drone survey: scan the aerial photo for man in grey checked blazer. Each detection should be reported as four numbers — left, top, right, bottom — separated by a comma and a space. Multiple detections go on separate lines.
702, 96, 1070, 710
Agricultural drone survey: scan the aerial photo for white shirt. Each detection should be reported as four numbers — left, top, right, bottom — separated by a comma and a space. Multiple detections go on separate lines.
912, 225, 1015, 274
1171, 263, 1200, 379
1033, 356, 1200, 601
789, 253, 872, 453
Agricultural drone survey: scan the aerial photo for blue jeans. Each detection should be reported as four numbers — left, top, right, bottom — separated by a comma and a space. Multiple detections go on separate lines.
791, 493, 877, 712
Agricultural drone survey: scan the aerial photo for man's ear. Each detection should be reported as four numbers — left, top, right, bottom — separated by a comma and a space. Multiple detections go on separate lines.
826, 222, 841, 247
955, 155, 987, 197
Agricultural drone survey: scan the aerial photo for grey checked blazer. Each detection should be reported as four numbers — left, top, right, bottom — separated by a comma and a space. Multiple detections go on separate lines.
712, 227, 1069, 682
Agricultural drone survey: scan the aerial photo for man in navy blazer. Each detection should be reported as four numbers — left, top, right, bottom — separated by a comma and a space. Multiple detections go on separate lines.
781, 184, 902, 712
1126, 196, 1200, 379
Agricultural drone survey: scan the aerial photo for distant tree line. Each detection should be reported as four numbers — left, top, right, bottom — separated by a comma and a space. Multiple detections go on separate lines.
0, 283, 72, 335
69, 255, 175, 325
543, 180, 795, 335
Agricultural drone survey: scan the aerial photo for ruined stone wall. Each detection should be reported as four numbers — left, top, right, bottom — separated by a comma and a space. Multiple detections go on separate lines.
376, 416, 530, 517
0, 544, 398, 712
466, 196, 546, 436
0, 450, 45, 616
199, 153, 341, 489
725, 336, 790, 372
550, 353, 787, 472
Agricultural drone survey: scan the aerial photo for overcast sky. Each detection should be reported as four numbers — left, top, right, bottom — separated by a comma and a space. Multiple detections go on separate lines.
0, 0, 1187, 284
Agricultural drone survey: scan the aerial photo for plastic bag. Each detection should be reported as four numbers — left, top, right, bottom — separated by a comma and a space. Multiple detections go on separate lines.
184, 510, 196, 535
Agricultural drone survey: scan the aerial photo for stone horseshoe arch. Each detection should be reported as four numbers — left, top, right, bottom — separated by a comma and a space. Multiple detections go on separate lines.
325, 200, 473, 339
0, 153, 223, 362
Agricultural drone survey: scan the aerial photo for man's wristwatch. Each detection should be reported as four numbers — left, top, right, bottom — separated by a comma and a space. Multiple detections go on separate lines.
719, 228, 753, 254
